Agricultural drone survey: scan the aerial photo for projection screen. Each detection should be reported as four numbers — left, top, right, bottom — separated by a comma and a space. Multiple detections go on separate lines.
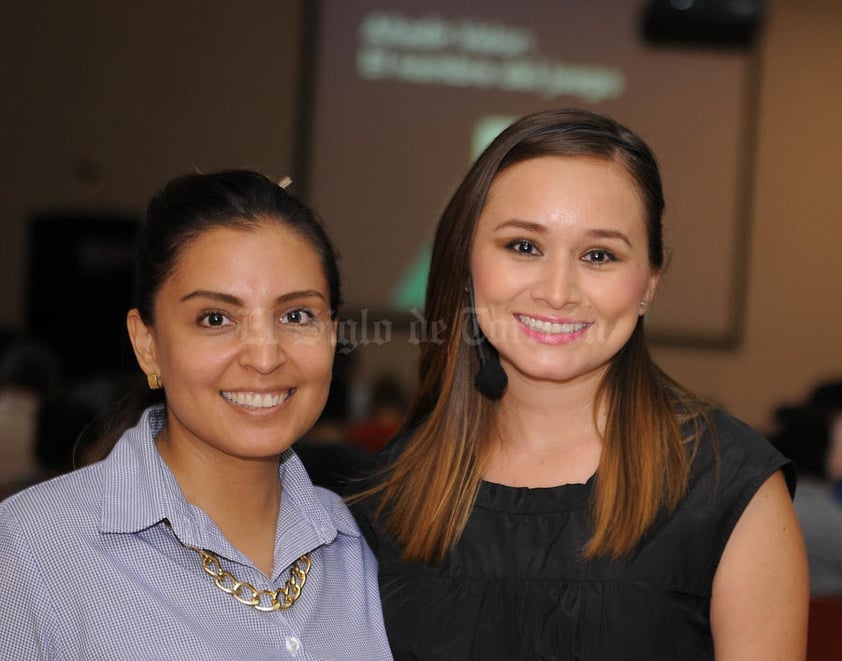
303, 0, 759, 347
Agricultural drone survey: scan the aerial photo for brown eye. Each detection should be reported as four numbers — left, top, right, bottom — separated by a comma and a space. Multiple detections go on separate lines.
197, 311, 232, 328
506, 239, 540, 256
583, 249, 617, 265
281, 308, 317, 325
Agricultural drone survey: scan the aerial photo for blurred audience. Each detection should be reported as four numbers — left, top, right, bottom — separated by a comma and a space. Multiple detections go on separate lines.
772, 380, 842, 595
1, 395, 99, 500
0, 338, 62, 495
295, 345, 375, 494
348, 372, 409, 454
34, 396, 100, 476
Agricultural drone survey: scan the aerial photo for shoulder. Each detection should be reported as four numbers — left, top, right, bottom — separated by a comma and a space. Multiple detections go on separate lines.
0, 409, 159, 541
0, 461, 104, 525
709, 469, 808, 657
0, 462, 105, 576
281, 451, 364, 540
306, 485, 384, 588
630, 410, 796, 595
313, 484, 364, 538
693, 409, 795, 497
705, 408, 773, 452
663, 409, 795, 584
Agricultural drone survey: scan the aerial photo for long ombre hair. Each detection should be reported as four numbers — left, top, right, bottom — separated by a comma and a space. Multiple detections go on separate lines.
364, 109, 710, 563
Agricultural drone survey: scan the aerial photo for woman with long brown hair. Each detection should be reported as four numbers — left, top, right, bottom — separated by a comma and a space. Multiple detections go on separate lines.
355, 109, 807, 660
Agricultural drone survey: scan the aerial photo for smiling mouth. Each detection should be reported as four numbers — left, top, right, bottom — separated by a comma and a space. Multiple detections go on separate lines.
517, 315, 590, 335
220, 390, 295, 409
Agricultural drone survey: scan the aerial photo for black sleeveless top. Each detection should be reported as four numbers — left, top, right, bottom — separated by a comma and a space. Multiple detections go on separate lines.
354, 411, 794, 661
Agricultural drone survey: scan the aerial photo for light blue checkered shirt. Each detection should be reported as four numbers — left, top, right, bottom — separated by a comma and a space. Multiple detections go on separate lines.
0, 406, 392, 660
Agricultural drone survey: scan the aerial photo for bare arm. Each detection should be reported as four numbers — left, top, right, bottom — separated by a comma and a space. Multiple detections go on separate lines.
711, 470, 809, 660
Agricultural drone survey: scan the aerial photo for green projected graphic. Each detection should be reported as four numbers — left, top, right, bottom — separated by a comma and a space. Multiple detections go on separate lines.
390, 242, 431, 310
390, 115, 516, 311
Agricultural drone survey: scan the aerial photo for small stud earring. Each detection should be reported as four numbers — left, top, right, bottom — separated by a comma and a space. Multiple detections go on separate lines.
639, 300, 648, 309
147, 373, 163, 390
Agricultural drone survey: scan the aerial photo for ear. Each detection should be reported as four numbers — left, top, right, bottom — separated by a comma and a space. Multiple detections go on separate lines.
126, 309, 159, 376
640, 271, 661, 316
328, 319, 338, 353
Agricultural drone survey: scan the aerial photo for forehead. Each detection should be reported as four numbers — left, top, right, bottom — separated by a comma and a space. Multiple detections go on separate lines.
166, 221, 327, 293
480, 155, 646, 227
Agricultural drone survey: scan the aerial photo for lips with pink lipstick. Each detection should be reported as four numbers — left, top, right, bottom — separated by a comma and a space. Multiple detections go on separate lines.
220, 389, 296, 410
515, 314, 592, 345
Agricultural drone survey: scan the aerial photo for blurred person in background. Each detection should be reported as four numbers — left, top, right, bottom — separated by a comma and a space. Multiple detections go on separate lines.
295, 344, 375, 494
0, 338, 62, 497
772, 380, 842, 595
348, 372, 410, 455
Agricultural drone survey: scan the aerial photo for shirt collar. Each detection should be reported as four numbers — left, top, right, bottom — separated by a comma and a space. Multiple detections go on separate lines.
278, 447, 361, 539
99, 405, 186, 535
98, 406, 360, 546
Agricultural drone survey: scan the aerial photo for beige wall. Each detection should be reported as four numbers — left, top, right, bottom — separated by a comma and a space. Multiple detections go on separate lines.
0, 0, 305, 327
653, 0, 842, 430
1, 0, 840, 431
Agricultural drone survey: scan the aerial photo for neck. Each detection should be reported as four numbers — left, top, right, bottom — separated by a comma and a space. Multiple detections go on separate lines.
156, 429, 282, 576
483, 370, 604, 487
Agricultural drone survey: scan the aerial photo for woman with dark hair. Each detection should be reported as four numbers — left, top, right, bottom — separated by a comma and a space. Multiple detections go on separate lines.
354, 109, 807, 659
0, 170, 391, 659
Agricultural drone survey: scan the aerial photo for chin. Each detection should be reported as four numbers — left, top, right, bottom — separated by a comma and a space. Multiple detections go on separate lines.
507, 358, 606, 386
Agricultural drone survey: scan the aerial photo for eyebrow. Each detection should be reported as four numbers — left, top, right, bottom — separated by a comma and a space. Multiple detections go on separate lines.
493, 219, 546, 233
179, 289, 327, 305
585, 228, 633, 248
493, 220, 633, 248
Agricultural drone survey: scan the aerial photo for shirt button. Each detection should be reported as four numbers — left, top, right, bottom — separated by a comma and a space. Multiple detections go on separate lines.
285, 636, 301, 655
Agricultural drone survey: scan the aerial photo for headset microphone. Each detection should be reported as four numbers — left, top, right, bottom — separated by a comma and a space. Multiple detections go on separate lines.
466, 280, 508, 400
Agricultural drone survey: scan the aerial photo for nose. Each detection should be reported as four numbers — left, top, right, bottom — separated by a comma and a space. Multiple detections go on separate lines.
237, 315, 287, 374
531, 256, 581, 309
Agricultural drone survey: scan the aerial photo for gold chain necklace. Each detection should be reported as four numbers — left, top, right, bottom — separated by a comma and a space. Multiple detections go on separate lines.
187, 545, 312, 612
167, 522, 312, 612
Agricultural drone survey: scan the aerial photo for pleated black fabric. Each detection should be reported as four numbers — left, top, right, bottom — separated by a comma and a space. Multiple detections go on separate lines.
355, 410, 795, 661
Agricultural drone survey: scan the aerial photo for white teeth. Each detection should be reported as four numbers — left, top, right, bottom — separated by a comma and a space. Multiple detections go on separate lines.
517, 315, 589, 335
221, 391, 292, 409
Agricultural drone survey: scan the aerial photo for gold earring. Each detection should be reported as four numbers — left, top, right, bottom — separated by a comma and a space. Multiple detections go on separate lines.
147, 373, 163, 390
